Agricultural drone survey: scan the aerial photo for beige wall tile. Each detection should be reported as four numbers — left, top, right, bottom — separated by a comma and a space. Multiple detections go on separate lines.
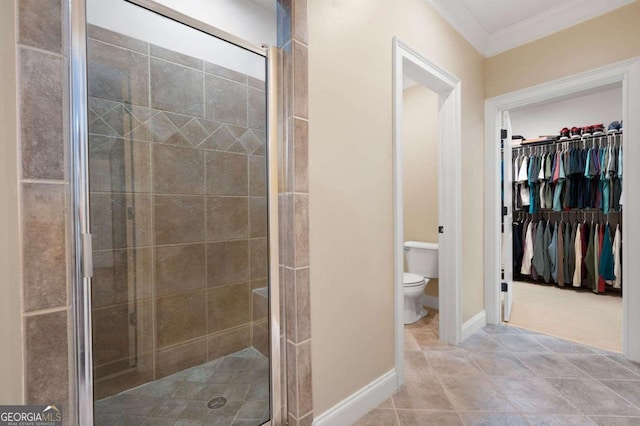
156, 339, 207, 379
21, 183, 66, 312
91, 193, 152, 250
19, 48, 64, 180
150, 58, 204, 118
207, 283, 251, 333
293, 118, 309, 193
155, 244, 206, 297
207, 325, 251, 361
156, 290, 207, 348
250, 197, 268, 238
24, 310, 68, 404
249, 155, 267, 197
92, 248, 152, 308
297, 340, 313, 415
87, 38, 149, 106
252, 320, 269, 358
206, 197, 249, 241
294, 194, 309, 267
153, 144, 205, 195
89, 135, 151, 193
206, 240, 250, 287
248, 87, 266, 130
150, 44, 203, 70
293, 42, 308, 119
295, 268, 311, 343
286, 340, 298, 416
250, 238, 268, 280
154, 195, 205, 245
92, 299, 152, 367
285, 268, 296, 342
205, 74, 248, 126
205, 151, 248, 196
94, 352, 153, 400
293, 0, 308, 45
88, 24, 147, 53
18, 0, 62, 53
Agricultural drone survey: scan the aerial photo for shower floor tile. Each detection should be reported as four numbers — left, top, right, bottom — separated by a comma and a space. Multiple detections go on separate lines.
95, 348, 269, 426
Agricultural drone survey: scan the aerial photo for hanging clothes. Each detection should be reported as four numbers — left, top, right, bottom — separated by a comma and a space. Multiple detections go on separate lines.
597, 224, 606, 293
613, 224, 622, 289
557, 221, 565, 286
521, 221, 534, 275
509, 134, 622, 295
532, 221, 546, 279
565, 221, 575, 286
573, 224, 582, 287
549, 222, 559, 283
599, 224, 615, 283
512, 136, 623, 214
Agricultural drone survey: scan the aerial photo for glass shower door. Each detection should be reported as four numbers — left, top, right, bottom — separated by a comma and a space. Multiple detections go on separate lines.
84, 2, 272, 424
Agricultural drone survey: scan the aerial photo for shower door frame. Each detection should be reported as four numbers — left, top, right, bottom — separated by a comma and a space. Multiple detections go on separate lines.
69, 1, 282, 424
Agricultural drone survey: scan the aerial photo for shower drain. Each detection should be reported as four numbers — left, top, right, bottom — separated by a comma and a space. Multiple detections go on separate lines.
207, 396, 228, 410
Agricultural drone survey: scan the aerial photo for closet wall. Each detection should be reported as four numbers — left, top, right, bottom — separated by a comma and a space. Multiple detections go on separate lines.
510, 86, 622, 140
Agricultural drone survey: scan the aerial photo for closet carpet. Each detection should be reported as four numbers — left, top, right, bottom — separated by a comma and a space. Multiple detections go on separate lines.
506, 281, 622, 353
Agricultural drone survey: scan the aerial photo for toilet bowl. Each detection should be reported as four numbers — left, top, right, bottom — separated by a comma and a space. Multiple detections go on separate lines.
403, 272, 429, 324
403, 241, 439, 325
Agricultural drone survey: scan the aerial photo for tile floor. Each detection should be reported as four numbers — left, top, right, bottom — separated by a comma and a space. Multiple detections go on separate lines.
95, 348, 269, 426
356, 310, 640, 426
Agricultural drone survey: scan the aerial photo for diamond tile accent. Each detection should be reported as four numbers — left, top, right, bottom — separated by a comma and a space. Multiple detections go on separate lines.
238, 130, 262, 154
197, 118, 221, 135
89, 97, 119, 116
89, 117, 118, 137
163, 132, 192, 147
125, 104, 155, 123
164, 111, 193, 129
226, 141, 247, 154
125, 123, 152, 141
180, 119, 209, 146
227, 125, 248, 139
200, 126, 236, 151
102, 104, 142, 137
147, 112, 179, 142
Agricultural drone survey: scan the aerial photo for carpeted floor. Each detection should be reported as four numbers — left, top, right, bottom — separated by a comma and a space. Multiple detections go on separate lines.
505, 281, 622, 353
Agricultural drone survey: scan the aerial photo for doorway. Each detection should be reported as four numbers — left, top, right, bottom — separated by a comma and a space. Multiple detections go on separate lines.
70, 0, 281, 424
392, 38, 463, 386
485, 57, 640, 362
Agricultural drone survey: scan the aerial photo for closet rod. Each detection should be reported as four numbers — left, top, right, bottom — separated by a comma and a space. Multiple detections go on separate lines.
512, 130, 623, 149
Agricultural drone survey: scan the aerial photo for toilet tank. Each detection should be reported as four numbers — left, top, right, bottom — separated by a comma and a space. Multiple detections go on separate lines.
404, 241, 439, 278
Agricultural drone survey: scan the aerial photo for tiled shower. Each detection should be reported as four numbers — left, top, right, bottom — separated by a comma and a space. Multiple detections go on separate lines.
85, 23, 270, 413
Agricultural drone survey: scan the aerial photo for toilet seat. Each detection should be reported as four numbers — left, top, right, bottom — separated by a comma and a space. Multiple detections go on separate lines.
403, 272, 426, 287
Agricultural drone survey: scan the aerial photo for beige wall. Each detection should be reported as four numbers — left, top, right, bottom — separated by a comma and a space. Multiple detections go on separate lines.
308, 0, 485, 414
0, 0, 24, 405
402, 85, 438, 244
486, 2, 640, 98
402, 85, 439, 298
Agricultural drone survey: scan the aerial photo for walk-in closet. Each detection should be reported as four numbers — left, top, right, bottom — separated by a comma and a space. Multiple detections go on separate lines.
502, 84, 624, 352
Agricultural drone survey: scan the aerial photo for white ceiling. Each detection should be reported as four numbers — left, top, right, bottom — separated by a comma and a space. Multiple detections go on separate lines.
425, 0, 636, 57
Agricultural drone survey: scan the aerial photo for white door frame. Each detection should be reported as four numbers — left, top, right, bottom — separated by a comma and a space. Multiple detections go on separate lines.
484, 57, 640, 361
392, 37, 463, 386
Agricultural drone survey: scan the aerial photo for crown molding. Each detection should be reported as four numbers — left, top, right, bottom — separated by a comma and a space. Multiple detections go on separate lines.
423, 0, 488, 55
486, 0, 636, 57
424, 0, 636, 58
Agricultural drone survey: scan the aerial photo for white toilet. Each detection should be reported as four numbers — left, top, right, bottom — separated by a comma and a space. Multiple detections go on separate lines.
403, 241, 439, 324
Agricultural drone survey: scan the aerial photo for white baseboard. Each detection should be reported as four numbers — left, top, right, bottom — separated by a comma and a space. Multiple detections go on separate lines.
421, 295, 439, 311
313, 369, 398, 426
461, 310, 487, 341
